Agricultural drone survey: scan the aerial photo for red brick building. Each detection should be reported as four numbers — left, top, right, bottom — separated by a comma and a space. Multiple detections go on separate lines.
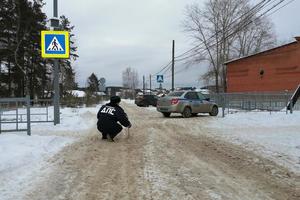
226, 37, 300, 93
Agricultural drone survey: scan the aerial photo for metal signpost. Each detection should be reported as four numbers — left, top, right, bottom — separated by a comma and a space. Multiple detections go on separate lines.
41, 0, 70, 125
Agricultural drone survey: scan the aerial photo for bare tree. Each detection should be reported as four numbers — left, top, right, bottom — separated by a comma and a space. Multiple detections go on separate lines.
122, 67, 139, 99
183, 0, 276, 92
232, 17, 276, 58
122, 67, 139, 90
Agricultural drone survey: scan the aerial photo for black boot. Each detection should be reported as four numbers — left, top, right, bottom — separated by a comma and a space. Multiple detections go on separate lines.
102, 133, 108, 140
107, 134, 115, 142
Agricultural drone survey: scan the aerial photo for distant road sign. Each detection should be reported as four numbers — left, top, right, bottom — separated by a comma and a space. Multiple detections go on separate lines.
41, 30, 69, 58
157, 75, 164, 83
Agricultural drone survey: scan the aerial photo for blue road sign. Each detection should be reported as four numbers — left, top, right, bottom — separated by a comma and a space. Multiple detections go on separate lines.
41, 31, 69, 58
157, 75, 164, 83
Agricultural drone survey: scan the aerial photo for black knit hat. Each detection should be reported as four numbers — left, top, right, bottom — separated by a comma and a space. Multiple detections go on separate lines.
110, 96, 121, 104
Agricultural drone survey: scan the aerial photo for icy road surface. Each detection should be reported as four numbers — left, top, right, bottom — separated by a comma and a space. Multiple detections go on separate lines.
7, 103, 300, 199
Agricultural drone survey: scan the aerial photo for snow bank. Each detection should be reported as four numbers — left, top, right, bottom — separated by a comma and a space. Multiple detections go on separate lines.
0, 134, 74, 200
121, 99, 135, 105
0, 105, 102, 200
32, 106, 100, 136
204, 111, 300, 173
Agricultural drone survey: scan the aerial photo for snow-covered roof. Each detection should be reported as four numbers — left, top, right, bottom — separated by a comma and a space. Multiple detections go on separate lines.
96, 92, 106, 96
70, 90, 86, 97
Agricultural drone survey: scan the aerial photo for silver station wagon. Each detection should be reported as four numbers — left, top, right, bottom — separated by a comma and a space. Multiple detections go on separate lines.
156, 91, 218, 118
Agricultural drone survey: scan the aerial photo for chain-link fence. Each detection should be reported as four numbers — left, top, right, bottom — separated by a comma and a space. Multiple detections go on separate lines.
208, 92, 299, 115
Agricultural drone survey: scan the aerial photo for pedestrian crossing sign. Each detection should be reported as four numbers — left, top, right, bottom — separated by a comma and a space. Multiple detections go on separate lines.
41, 30, 69, 58
157, 75, 164, 83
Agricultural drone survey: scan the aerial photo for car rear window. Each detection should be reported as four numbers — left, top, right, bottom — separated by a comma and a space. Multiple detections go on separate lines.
167, 92, 184, 97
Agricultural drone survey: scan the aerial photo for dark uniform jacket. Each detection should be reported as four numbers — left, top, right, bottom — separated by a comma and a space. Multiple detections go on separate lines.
97, 103, 131, 135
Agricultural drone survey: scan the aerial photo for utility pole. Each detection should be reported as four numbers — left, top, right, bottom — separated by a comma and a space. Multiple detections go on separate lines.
143, 75, 145, 94
172, 40, 175, 91
149, 74, 152, 94
54, 0, 58, 17
52, 0, 60, 125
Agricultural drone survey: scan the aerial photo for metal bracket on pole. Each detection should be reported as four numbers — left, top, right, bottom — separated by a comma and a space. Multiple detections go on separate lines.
50, 18, 60, 28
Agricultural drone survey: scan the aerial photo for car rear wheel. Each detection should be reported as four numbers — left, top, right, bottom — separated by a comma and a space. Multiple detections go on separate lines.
162, 112, 171, 117
182, 107, 192, 118
209, 106, 218, 116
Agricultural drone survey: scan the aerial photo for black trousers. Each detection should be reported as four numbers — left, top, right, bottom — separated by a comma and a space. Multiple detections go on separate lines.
97, 123, 123, 139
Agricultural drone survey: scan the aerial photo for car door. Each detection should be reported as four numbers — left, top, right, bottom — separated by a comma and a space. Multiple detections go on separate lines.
197, 92, 209, 112
184, 92, 201, 113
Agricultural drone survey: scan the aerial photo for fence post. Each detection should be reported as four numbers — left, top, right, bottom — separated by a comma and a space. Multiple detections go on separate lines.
285, 91, 288, 114
290, 98, 293, 114
26, 96, 31, 136
222, 94, 225, 118
0, 112, 2, 134
16, 101, 19, 130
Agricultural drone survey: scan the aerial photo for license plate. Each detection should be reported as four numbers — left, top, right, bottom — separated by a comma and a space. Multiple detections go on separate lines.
159, 108, 168, 111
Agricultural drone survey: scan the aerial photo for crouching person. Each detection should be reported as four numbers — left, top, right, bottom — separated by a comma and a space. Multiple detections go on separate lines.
97, 96, 131, 141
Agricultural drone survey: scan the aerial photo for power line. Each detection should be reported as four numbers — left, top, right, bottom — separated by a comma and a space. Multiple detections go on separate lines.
174, 0, 277, 62
174, 0, 273, 59
153, 0, 275, 76
266, 0, 296, 16
153, 0, 291, 82
164, 0, 289, 80
174, 0, 287, 63
152, 61, 172, 76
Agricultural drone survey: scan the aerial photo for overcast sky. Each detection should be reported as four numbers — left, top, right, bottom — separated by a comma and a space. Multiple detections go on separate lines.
43, 0, 300, 89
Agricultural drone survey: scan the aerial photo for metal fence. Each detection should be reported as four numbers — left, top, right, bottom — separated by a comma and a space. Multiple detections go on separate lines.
0, 97, 54, 135
29, 99, 54, 123
0, 96, 31, 135
208, 92, 300, 114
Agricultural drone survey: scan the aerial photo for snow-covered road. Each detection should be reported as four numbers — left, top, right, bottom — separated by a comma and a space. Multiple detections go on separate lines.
0, 101, 299, 199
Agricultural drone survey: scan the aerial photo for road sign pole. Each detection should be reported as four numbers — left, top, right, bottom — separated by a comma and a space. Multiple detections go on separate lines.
54, 0, 58, 17
172, 40, 175, 91
149, 74, 152, 94
53, 0, 60, 125
53, 59, 60, 124
143, 75, 145, 94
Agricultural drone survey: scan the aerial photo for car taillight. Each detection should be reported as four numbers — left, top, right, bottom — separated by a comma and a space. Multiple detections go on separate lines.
171, 98, 179, 105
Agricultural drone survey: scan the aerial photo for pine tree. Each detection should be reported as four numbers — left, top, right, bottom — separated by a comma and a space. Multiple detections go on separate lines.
59, 15, 79, 95
0, 0, 77, 98
87, 73, 99, 94
0, 0, 16, 96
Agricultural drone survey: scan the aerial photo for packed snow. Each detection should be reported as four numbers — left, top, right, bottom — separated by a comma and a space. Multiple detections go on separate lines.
203, 110, 300, 173
141, 102, 300, 173
0, 100, 299, 199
